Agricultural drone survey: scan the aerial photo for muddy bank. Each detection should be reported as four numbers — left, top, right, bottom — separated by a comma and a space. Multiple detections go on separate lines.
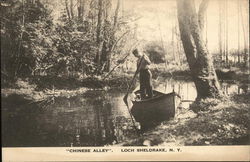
120, 93, 250, 146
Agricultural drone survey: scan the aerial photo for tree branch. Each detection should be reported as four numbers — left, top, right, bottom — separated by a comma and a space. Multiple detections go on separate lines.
113, 0, 121, 30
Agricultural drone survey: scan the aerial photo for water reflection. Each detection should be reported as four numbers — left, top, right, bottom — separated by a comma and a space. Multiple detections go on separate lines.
153, 78, 197, 108
2, 79, 247, 147
41, 91, 140, 147
153, 78, 248, 108
2, 91, 139, 147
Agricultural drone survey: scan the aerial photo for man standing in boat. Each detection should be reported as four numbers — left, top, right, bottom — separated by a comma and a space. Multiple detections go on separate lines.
132, 48, 153, 99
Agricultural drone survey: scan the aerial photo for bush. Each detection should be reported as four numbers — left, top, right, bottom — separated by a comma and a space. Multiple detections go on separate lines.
145, 41, 166, 64
1, 0, 53, 78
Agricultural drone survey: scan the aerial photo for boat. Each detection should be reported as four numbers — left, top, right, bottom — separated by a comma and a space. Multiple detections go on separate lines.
131, 90, 181, 127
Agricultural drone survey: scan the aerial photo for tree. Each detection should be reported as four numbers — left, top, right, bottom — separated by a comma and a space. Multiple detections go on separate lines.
70, 0, 74, 19
100, 0, 120, 72
65, 0, 71, 20
218, 0, 223, 65
95, 0, 104, 67
1, 0, 53, 79
225, 0, 229, 66
77, 0, 86, 21
239, 1, 248, 68
237, 0, 241, 64
176, 0, 223, 99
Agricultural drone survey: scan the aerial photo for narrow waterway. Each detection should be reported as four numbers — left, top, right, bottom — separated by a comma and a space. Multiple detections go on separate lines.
2, 78, 247, 147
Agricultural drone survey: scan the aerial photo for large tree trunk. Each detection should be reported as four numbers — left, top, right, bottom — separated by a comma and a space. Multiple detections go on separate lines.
177, 0, 222, 99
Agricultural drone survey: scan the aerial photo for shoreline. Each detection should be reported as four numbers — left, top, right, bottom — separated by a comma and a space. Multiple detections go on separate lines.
1, 67, 248, 101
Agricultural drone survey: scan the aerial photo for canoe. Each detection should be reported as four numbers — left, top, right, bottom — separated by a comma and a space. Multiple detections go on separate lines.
131, 90, 181, 126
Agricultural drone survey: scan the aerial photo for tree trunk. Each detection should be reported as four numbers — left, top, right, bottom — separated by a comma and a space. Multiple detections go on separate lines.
14, 0, 25, 78
102, 1, 112, 72
101, 0, 120, 72
172, 21, 176, 63
96, 0, 103, 43
225, 0, 229, 67
176, 0, 222, 99
65, 0, 71, 20
239, 2, 248, 68
95, 0, 104, 67
77, 0, 85, 21
113, 0, 120, 30
218, 0, 223, 65
78, 0, 82, 20
223, 0, 226, 67
237, 0, 241, 64
198, 0, 209, 33
70, 0, 74, 19
104, 0, 111, 21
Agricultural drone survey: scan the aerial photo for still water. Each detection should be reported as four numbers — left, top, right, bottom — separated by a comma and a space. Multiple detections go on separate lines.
2, 78, 247, 147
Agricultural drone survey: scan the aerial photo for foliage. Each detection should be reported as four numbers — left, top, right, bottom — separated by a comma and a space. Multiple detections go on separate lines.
1, 0, 135, 81
1, 0, 53, 78
144, 41, 166, 64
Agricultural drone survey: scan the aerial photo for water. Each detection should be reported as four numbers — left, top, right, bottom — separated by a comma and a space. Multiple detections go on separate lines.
2, 79, 247, 147
2, 90, 138, 147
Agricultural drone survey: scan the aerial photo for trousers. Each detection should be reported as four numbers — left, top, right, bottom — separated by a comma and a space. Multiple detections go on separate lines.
139, 69, 153, 99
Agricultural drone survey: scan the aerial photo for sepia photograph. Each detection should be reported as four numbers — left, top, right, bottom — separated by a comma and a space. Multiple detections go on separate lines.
1, 0, 249, 161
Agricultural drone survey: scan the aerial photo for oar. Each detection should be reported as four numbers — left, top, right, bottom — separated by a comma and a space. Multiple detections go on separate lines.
123, 56, 144, 135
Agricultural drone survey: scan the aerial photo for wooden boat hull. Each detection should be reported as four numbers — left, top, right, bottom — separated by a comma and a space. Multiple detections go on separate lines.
131, 90, 181, 125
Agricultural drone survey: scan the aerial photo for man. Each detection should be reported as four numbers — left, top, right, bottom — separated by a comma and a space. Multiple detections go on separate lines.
132, 48, 153, 99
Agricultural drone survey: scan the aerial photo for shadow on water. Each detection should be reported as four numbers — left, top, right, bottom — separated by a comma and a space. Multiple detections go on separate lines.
2, 91, 139, 147
2, 78, 248, 147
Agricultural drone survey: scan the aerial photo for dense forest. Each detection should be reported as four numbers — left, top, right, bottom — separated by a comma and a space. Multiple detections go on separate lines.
1, 0, 249, 88
1, 0, 250, 148
1, 0, 137, 80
